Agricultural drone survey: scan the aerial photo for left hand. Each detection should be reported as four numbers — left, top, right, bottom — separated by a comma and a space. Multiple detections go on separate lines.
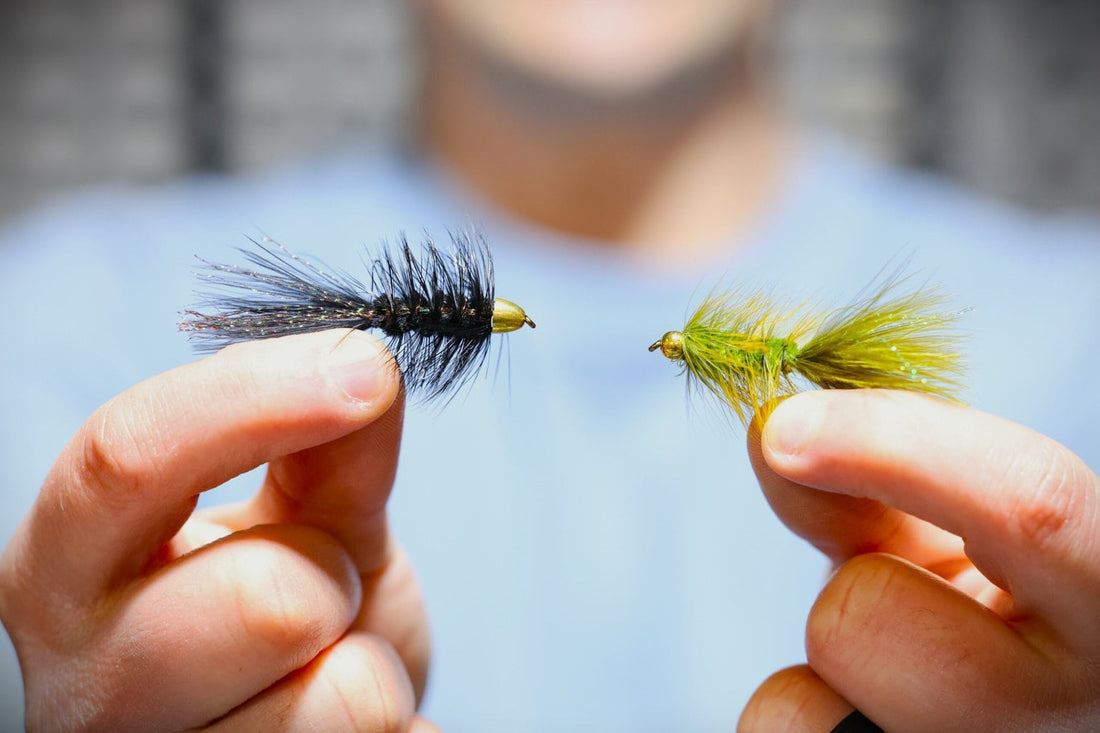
738, 390, 1100, 732
0, 331, 436, 731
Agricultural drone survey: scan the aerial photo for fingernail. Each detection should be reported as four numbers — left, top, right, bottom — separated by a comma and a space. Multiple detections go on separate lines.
325, 333, 388, 404
764, 393, 824, 459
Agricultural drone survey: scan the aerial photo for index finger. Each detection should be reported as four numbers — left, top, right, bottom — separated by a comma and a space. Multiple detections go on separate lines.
4, 330, 400, 600
760, 390, 1100, 643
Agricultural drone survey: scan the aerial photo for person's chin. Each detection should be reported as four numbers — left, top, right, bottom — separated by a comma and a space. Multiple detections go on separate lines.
476, 42, 747, 120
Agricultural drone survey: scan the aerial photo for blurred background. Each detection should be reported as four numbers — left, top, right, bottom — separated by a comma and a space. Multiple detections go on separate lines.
1, 0, 1098, 224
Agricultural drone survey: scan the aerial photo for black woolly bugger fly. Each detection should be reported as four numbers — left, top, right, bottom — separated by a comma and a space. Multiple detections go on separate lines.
179, 232, 535, 401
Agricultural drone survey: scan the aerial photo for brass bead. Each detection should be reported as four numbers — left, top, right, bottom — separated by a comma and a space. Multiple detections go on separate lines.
492, 298, 536, 333
648, 331, 684, 360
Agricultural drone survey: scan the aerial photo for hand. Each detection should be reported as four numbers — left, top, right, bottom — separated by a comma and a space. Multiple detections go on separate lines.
738, 390, 1100, 732
0, 331, 439, 732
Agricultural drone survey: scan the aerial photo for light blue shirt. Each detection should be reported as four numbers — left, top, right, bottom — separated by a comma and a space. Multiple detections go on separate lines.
1, 139, 1098, 731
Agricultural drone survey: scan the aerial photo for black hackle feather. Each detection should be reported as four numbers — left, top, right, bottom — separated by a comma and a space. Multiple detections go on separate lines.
179, 232, 498, 402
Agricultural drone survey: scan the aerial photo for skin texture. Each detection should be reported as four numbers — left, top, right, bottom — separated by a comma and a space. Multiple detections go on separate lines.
738, 390, 1100, 731
0, 331, 440, 732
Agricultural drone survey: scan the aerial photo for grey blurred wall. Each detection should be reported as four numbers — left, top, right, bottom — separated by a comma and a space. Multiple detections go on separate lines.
1, 0, 1098, 222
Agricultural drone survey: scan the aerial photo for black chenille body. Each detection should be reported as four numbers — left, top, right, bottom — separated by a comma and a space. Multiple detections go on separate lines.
180, 232, 530, 401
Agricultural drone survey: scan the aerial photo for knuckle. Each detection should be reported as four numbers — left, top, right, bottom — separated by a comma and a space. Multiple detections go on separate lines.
1002, 441, 1088, 549
320, 637, 413, 733
740, 665, 831, 732
232, 549, 326, 652
75, 397, 159, 503
806, 554, 892, 666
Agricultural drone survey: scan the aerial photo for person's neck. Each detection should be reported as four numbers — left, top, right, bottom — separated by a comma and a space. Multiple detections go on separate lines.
419, 48, 790, 265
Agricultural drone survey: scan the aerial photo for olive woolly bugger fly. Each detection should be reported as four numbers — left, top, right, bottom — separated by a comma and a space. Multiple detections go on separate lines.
649, 268, 968, 426
180, 232, 535, 402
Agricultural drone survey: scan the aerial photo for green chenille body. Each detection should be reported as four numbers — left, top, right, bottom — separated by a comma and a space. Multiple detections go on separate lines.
652, 272, 968, 426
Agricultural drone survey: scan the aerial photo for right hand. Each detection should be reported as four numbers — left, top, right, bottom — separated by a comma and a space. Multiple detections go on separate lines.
740, 390, 1100, 731
0, 330, 439, 732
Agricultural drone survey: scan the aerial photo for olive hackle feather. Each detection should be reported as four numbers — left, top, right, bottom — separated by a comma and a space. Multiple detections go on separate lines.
650, 268, 968, 426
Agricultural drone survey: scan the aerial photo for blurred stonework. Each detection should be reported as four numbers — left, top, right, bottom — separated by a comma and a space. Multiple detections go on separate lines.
1, 0, 1097, 222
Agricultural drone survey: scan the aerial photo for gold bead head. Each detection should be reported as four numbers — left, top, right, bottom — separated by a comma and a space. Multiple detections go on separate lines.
649, 331, 684, 360
492, 298, 536, 333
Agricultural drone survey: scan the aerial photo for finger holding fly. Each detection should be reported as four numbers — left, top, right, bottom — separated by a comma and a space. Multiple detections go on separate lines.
748, 389, 1100, 729
197, 332, 431, 699
760, 389, 1100, 642
0, 329, 407, 729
